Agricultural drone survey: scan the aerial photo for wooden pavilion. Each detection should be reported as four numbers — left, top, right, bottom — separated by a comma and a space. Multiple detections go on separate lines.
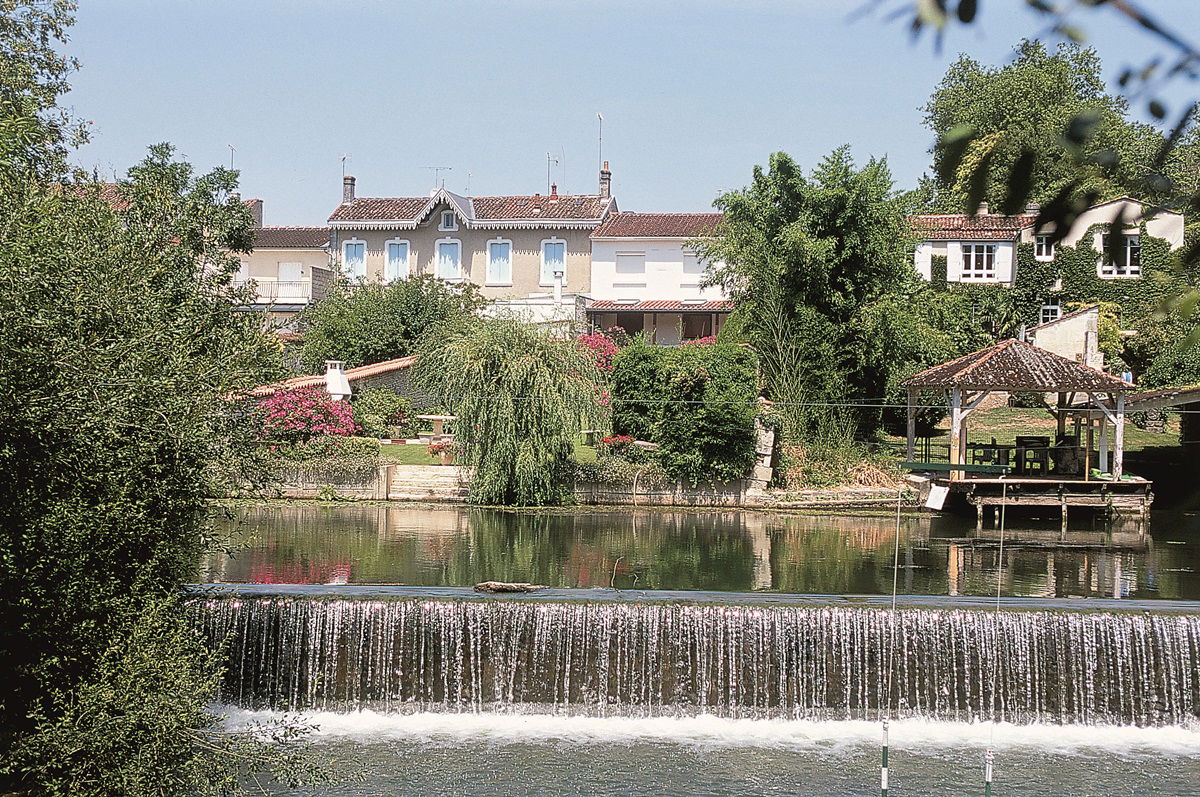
900, 339, 1151, 520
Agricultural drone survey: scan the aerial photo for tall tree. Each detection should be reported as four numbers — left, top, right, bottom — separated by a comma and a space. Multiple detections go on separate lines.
696, 147, 916, 440
0, 3, 329, 792
921, 40, 1167, 212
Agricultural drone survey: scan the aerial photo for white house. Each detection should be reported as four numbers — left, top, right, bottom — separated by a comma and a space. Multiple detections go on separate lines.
910, 197, 1185, 296
587, 212, 731, 344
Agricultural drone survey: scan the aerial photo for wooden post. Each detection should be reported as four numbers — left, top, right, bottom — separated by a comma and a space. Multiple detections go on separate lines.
1099, 412, 1109, 474
1113, 394, 1126, 479
949, 388, 963, 481
906, 387, 917, 461
1085, 414, 1094, 481
1056, 392, 1068, 438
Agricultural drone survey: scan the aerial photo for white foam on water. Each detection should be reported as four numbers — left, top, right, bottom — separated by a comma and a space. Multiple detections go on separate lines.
215, 706, 1200, 758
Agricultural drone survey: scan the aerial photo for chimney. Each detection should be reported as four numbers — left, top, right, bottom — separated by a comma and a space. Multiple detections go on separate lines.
532, 192, 542, 214
1025, 202, 1041, 215
342, 175, 356, 203
978, 200, 989, 215
550, 183, 558, 201
246, 198, 263, 226
324, 360, 352, 401
598, 160, 611, 198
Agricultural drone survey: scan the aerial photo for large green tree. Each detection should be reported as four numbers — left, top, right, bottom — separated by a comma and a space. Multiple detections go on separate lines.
0, 2, 330, 792
298, 274, 483, 372
921, 40, 1168, 212
695, 147, 918, 440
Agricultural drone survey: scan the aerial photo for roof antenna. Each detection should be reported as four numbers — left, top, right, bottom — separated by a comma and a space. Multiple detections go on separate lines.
465, 171, 472, 195
228, 144, 235, 170
341, 154, 349, 178
597, 113, 604, 172
423, 165, 452, 190
546, 152, 559, 195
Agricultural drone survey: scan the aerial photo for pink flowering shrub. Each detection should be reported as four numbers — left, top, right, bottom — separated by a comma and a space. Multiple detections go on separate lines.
577, 329, 621, 372
257, 386, 358, 441
682, 334, 718, 346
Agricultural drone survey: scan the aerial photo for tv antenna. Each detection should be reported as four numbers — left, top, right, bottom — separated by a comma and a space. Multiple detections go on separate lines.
465, 171, 472, 194
340, 154, 350, 177
228, 144, 235, 170
423, 165, 453, 189
546, 152, 559, 194
597, 112, 603, 171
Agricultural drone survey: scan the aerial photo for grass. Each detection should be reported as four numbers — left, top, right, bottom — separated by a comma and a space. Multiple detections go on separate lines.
378, 442, 440, 466
380, 438, 600, 466
885, 405, 1182, 455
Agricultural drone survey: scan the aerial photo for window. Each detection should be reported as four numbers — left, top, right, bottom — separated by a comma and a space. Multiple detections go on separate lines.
384, 239, 409, 281
435, 239, 462, 280
486, 239, 512, 285
342, 240, 366, 280
615, 252, 646, 274
682, 252, 704, 275
960, 243, 996, 280
1100, 234, 1141, 277
438, 210, 458, 231
1040, 298, 1061, 325
1035, 235, 1055, 261
541, 239, 566, 285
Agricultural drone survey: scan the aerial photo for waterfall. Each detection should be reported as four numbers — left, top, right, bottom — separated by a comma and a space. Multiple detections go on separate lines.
190, 596, 1200, 726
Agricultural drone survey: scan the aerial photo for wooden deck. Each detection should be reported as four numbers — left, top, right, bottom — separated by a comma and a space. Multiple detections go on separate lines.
910, 472, 1153, 525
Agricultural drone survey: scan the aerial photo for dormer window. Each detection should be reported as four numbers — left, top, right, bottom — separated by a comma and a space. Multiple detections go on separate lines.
1100, 234, 1140, 277
1035, 235, 1054, 261
438, 210, 458, 231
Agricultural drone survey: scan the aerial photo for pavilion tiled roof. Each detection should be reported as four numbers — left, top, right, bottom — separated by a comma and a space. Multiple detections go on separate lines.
592, 212, 723, 238
251, 226, 330, 248
587, 299, 734, 313
248, 355, 419, 397
909, 213, 1036, 241
329, 197, 432, 222
901, 339, 1132, 392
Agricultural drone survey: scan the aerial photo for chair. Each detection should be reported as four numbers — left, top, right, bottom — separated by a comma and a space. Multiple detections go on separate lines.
1015, 435, 1050, 476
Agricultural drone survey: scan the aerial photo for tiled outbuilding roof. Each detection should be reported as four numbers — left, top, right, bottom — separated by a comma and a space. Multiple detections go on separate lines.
1027, 303, 1099, 334
910, 213, 1036, 241
592, 212, 723, 238
248, 355, 419, 397
251, 226, 330, 248
587, 299, 734, 313
901, 339, 1131, 392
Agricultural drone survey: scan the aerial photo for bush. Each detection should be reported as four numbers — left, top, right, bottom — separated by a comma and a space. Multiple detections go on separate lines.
577, 329, 621, 372
258, 386, 358, 441
610, 341, 760, 486
597, 434, 647, 462
352, 388, 414, 439
270, 436, 381, 483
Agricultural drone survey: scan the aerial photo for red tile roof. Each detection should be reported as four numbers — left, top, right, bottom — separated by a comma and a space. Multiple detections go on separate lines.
248, 355, 419, 397
329, 197, 431, 222
901, 339, 1131, 392
587, 299, 734, 313
328, 193, 612, 224
252, 226, 330, 248
592, 212, 723, 238
910, 213, 1036, 241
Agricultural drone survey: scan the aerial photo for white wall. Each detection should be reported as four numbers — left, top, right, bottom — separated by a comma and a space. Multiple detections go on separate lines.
590, 238, 727, 300
1019, 198, 1185, 249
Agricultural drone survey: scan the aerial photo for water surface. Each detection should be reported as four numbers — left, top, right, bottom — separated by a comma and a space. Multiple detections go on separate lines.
204, 504, 1200, 600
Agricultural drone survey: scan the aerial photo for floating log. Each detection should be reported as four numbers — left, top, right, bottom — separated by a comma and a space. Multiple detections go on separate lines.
473, 581, 548, 593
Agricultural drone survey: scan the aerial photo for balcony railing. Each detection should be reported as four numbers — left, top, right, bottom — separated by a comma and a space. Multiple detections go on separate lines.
234, 279, 314, 303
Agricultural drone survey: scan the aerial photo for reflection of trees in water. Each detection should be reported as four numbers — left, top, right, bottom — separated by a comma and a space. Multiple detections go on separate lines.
206, 506, 1200, 599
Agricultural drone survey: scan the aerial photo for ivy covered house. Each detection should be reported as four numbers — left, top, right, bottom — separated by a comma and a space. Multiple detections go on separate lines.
910, 197, 1186, 361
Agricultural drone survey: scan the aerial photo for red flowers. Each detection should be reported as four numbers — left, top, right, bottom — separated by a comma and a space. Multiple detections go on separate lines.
577, 329, 620, 371
682, 335, 717, 346
257, 386, 358, 442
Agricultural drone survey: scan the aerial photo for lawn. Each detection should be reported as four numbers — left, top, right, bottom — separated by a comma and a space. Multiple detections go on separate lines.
379, 442, 440, 466
885, 405, 1181, 455
379, 438, 600, 466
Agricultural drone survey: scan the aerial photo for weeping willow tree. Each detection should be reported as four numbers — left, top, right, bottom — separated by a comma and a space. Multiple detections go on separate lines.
414, 318, 603, 506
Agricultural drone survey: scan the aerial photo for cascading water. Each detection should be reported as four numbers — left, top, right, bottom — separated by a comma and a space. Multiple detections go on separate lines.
190, 596, 1200, 727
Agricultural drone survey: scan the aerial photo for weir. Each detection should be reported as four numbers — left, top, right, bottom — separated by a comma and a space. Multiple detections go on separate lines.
189, 592, 1200, 726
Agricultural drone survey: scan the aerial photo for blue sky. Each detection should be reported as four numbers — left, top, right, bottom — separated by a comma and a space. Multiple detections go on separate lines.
63, 0, 1197, 225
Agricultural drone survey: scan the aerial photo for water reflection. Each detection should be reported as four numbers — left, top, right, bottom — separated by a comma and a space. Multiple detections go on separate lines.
203, 505, 1200, 600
